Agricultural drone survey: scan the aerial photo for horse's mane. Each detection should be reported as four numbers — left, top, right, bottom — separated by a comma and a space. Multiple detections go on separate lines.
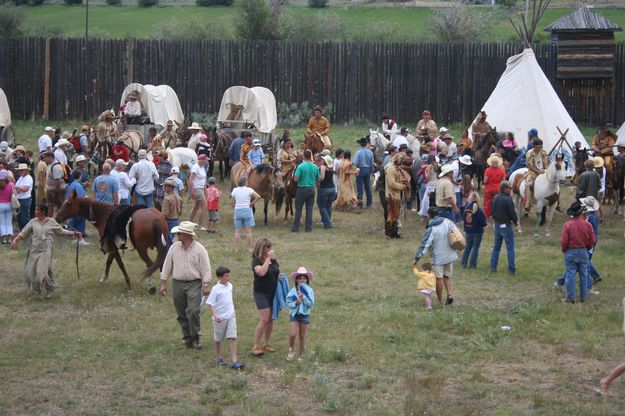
253, 163, 273, 175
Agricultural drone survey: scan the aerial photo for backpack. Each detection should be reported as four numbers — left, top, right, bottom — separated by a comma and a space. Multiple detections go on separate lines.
72, 135, 82, 153
52, 161, 70, 183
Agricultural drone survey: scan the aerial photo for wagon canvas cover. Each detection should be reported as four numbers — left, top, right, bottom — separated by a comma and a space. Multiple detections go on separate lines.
475, 48, 590, 151
217, 86, 277, 134
0, 88, 11, 128
120, 83, 184, 128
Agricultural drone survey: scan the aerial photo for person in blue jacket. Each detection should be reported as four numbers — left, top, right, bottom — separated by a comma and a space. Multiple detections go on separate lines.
286, 266, 315, 361
461, 191, 487, 268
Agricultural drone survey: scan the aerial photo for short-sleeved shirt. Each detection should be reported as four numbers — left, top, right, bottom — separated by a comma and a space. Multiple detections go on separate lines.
294, 161, 320, 188
435, 176, 455, 208
252, 257, 279, 297
38, 134, 52, 153
207, 282, 235, 321
190, 163, 207, 189
15, 175, 33, 199
249, 148, 265, 166
526, 149, 548, 172
92, 174, 119, 204
65, 180, 86, 199
231, 186, 254, 209
205, 186, 221, 210
46, 162, 66, 191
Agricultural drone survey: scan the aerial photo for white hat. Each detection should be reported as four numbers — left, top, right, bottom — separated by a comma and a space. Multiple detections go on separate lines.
75, 155, 88, 163
438, 164, 454, 178
55, 139, 71, 148
439, 127, 448, 133
138, 149, 147, 159
44, 126, 54, 132
115, 159, 128, 166
171, 221, 197, 237
252, 138, 262, 146
171, 166, 180, 173
189, 122, 201, 130
0, 141, 7, 151
580, 196, 600, 212
459, 155, 472, 165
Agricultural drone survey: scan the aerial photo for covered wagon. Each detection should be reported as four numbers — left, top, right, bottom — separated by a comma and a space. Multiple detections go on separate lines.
0, 88, 14, 146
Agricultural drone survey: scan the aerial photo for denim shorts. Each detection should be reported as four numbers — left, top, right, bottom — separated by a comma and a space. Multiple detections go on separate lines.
233, 207, 255, 229
290, 313, 310, 324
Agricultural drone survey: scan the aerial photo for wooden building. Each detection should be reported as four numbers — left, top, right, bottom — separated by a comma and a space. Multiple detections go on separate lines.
544, 6, 622, 125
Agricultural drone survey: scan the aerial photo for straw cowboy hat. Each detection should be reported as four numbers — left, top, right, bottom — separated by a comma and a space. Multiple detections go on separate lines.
75, 155, 88, 163
592, 156, 604, 168
580, 196, 600, 212
60, 131, 72, 140
163, 177, 177, 187
55, 139, 71, 148
126, 92, 139, 100
98, 110, 115, 121
321, 155, 333, 168
438, 164, 454, 178
290, 266, 314, 282
170, 221, 197, 237
487, 154, 503, 168
13, 145, 26, 153
16, 163, 31, 171
115, 159, 128, 167
189, 122, 202, 130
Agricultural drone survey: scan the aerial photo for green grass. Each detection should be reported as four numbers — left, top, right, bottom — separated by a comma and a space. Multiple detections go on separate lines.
16, 4, 625, 42
2, 122, 625, 414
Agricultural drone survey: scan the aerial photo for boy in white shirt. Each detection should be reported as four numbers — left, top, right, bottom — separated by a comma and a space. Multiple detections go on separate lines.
206, 266, 243, 370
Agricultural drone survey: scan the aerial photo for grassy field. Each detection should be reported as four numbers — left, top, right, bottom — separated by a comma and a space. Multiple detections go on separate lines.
16, 4, 625, 42
1, 122, 625, 414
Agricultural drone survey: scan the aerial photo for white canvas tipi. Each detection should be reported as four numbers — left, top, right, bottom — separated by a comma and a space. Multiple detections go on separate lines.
616, 122, 625, 145
478, 48, 590, 151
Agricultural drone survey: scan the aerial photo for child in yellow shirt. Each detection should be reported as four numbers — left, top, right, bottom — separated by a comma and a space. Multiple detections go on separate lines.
413, 262, 436, 310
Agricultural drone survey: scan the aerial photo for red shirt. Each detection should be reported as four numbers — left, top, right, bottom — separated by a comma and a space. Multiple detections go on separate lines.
560, 215, 595, 252
112, 144, 129, 162
205, 186, 221, 210
484, 166, 505, 194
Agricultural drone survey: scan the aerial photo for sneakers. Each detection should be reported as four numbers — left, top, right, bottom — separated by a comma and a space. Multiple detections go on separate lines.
231, 361, 244, 370
262, 343, 275, 353
589, 289, 600, 295
191, 339, 202, 350
78, 239, 90, 246
216, 358, 227, 366
286, 348, 296, 361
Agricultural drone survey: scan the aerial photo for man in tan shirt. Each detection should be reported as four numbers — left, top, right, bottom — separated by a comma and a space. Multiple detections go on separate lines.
416, 110, 438, 138
160, 221, 212, 350
435, 164, 458, 222
306, 106, 331, 148
161, 177, 183, 248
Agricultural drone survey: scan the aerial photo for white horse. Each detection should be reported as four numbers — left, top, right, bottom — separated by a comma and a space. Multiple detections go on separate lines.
406, 133, 421, 155
512, 160, 566, 237
509, 167, 528, 230
368, 129, 389, 164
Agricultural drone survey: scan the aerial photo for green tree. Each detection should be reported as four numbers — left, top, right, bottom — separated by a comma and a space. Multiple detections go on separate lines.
234, 0, 282, 40
0, 5, 24, 37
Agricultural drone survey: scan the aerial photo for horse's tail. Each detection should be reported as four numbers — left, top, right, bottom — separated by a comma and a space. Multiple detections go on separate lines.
539, 205, 547, 226
143, 218, 168, 278
274, 185, 284, 214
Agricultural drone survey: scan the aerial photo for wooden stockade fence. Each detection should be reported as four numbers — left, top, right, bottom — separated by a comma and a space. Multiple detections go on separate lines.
1, 38, 624, 126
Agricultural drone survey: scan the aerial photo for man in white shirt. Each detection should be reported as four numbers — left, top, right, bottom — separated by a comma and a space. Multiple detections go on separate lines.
381, 113, 399, 141
442, 133, 457, 158
124, 94, 142, 124
53, 139, 70, 165
38, 126, 54, 154
128, 149, 159, 208
114, 159, 135, 205
392, 127, 410, 149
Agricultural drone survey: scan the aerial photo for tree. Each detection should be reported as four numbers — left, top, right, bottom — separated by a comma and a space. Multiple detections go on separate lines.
234, 0, 283, 40
426, 1, 496, 43
0, 5, 24, 37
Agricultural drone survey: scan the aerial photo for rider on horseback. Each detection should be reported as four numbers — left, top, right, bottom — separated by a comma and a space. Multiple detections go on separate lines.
381, 113, 399, 141
592, 124, 618, 187
470, 110, 491, 148
523, 138, 549, 215
307, 106, 331, 149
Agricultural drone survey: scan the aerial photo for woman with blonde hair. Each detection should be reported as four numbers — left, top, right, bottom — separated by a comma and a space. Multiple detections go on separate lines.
251, 237, 281, 356
460, 191, 487, 269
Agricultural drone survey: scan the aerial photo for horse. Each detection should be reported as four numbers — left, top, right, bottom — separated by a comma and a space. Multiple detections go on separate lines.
281, 164, 298, 223
471, 128, 500, 190
368, 129, 390, 165
512, 160, 565, 237
88, 138, 112, 175
119, 129, 143, 160
174, 120, 192, 147
56, 192, 168, 292
406, 133, 421, 155
304, 133, 326, 155
231, 162, 285, 225
510, 167, 529, 230
208, 127, 237, 182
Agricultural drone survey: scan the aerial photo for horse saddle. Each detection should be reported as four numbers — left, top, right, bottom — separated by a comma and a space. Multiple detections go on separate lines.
101, 205, 145, 252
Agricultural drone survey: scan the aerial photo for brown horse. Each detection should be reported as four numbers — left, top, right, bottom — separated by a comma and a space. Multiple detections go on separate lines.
174, 120, 192, 147
56, 192, 168, 292
231, 162, 285, 225
304, 133, 325, 155
281, 164, 298, 223
471, 128, 500, 190
209, 127, 237, 182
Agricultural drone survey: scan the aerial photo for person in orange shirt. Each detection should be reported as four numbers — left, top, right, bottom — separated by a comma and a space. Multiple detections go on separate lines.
306, 106, 331, 148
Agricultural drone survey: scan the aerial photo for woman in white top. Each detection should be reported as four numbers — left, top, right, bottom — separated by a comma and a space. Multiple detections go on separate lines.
15, 163, 33, 230
230, 176, 260, 252
189, 154, 208, 231
114, 159, 136, 205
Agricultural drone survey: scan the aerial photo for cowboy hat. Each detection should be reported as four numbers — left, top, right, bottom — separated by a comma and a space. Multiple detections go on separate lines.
356, 137, 369, 146
319, 149, 331, 157
189, 122, 202, 130
44, 126, 54, 132
126, 92, 139, 100
166, 120, 174, 126
487, 154, 503, 167
321, 155, 333, 168
592, 156, 604, 168
400, 127, 411, 134
75, 155, 88, 163
13, 145, 26, 153
171, 221, 197, 237
459, 155, 472, 165
290, 266, 314, 282
60, 131, 72, 140
443, 134, 454, 140
16, 163, 30, 171
392, 153, 404, 163
580, 196, 600, 212
381, 113, 390, 119
115, 159, 128, 166
313, 105, 322, 112
171, 166, 180, 173
55, 139, 71, 148
422, 110, 430, 116
98, 110, 114, 121
438, 164, 454, 178
566, 201, 586, 217
439, 127, 448, 133
163, 177, 177, 187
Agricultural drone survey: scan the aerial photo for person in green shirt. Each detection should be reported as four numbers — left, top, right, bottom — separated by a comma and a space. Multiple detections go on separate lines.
291, 150, 320, 232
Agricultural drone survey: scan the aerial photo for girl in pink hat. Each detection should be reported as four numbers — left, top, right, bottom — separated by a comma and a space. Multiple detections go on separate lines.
286, 266, 315, 361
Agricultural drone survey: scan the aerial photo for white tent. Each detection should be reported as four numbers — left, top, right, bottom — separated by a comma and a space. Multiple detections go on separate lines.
0, 88, 11, 129
120, 83, 184, 128
217, 86, 277, 134
616, 122, 625, 145
476, 48, 590, 151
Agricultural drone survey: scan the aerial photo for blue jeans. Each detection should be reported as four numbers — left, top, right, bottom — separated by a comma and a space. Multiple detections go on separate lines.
17, 197, 32, 230
135, 193, 153, 208
292, 186, 315, 232
68, 215, 86, 234
166, 218, 179, 248
317, 187, 336, 228
356, 166, 372, 207
438, 207, 454, 222
564, 248, 589, 301
455, 192, 462, 223
556, 249, 597, 289
490, 223, 516, 273
461, 232, 483, 268
119, 197, 130, 206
